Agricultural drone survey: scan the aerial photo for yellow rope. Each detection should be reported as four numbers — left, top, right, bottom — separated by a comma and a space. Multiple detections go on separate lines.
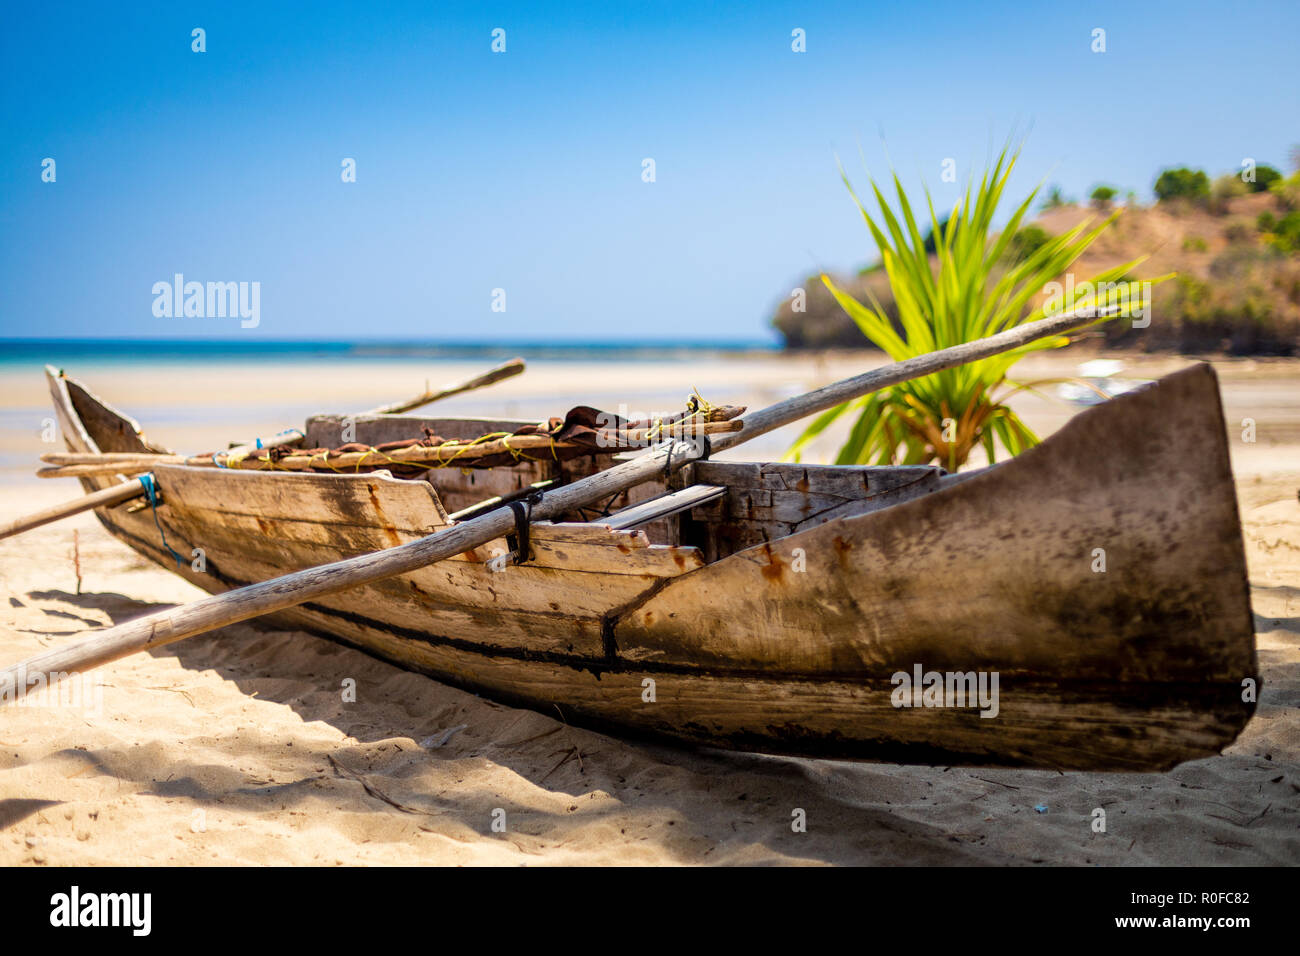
426, 431, 514, 468
687, 388, 714, 419
215, 394, 720, 474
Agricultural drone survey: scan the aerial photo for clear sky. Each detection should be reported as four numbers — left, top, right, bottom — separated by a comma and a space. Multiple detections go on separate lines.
2, 0, 1297, 343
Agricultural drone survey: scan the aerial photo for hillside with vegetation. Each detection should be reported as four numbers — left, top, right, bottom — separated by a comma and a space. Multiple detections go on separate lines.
773, 159, 1300, 354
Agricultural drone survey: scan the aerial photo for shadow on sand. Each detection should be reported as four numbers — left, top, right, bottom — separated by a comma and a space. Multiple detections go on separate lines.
20, 586, 1017, 864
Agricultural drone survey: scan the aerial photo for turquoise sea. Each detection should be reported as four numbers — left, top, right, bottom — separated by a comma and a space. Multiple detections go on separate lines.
0, 339, 779, 368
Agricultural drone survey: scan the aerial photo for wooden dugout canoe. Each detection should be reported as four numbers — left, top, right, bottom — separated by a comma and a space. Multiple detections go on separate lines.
43, 362, 1257, 771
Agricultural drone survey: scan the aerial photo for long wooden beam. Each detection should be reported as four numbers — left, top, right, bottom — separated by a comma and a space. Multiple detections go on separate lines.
0, 480, 145, 542
710, 306, 1114, 453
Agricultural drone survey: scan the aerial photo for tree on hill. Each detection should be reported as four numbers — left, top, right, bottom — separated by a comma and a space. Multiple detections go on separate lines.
1154, 167, 1210, 202
1090, 185, 1118, 208
1006, 225, 1052, 262
1249, 165, 1283, 192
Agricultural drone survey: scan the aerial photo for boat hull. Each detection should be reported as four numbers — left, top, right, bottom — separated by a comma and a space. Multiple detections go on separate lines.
47, 363, 1258, 770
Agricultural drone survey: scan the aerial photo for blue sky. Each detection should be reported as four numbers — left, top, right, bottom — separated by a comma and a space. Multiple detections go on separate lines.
2, 0, 1297, 343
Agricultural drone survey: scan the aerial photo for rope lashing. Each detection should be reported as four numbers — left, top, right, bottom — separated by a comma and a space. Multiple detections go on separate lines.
686, 389, 714, 418
505, 491, 544, 566
427, 432, 559, 468
137, 473, 186, 567
202, 395, 721, 473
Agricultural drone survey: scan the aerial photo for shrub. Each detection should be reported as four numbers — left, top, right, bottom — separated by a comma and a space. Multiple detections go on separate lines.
1090, 185, 1118, 206
788, 143, 1152, 470
1260, 210, 1300, 253
1182, 236, 1209, 252
1006, 224, 1052, 263
1270, 174, 1300, 211
1170, 274, 1212, 319
1154, 167, 1210, 202
1249, 165, 1283, 193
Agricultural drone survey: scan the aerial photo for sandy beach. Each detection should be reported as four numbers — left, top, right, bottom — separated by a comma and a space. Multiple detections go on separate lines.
1, 350, 1297, 866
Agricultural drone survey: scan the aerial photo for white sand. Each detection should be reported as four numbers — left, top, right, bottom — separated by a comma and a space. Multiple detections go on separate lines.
1, 351, 1297, 865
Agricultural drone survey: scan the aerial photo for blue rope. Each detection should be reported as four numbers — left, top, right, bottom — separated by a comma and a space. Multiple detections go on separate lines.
137, 474, 186, 567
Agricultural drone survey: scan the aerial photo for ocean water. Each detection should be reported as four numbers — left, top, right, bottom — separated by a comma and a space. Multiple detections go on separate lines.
0, 338, 778, 368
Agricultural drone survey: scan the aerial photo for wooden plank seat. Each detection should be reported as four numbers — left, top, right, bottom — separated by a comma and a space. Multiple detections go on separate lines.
604, 484, 727, 530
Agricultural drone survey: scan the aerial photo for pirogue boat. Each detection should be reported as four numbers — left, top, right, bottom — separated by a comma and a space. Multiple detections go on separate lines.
44, 362, 1257, 771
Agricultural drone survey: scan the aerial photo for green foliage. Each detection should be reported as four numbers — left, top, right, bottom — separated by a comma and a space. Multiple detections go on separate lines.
1250, 165, 1283, 192
1182, 235, 1209, 252
922, 216, 951, 254
1155, 253, 1300, 354
1090, 185, 1117, 204
1154, 167, 1210, 202
1270, 176, 1300, 211
1211, 167, 1281, 211
787, 144, 1153, 470
1006, 225, 1052, 263
1258, 210, 1300, 253
1168, 274, 1212, 322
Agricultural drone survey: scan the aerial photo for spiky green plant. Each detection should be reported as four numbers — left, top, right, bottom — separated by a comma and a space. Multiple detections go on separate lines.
787, 145, 1159, 471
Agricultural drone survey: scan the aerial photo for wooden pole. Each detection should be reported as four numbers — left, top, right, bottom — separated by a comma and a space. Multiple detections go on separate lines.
1, 306, 1105, 700
1, 444, 688, 698
0, 480, 146, 542
711, 306, 1115, 453
223, 428, 306, 459
358, 358, 526, 416
37, 420, 743, 478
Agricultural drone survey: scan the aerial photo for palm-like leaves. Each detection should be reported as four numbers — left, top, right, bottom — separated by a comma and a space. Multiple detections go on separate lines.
788, 144, 1155, 469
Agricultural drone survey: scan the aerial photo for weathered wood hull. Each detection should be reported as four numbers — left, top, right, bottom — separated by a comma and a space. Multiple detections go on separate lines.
46, 363, 1257, 770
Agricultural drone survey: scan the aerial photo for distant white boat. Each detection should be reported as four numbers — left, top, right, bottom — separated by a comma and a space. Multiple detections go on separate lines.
1056, 360, 1144, 405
